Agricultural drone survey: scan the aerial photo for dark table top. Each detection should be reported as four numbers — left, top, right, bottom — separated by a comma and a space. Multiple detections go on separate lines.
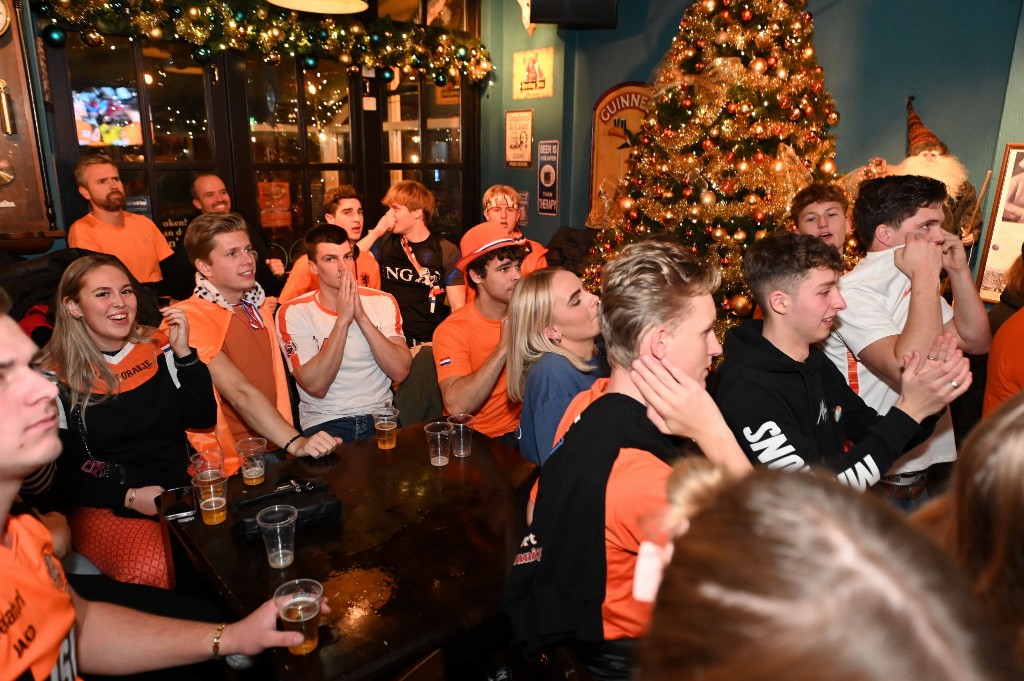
162, 423, 536, 680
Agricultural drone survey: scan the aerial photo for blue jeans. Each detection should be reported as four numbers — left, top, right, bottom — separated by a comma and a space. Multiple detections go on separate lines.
872, 477, 930, 512
304, 414, 375, 444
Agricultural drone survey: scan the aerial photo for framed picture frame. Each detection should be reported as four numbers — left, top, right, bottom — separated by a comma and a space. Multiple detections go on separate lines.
505, 109, 533, 168
977, 143, 1024, 303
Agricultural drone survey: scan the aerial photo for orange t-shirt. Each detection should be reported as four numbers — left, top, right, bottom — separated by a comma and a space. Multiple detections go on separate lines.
1, 514, 81, 681
433, 301, 521, 437
535, 378, 668, 640
68, 212, 173, 283
984, 308, 1024, 415
279, 252, 381, 304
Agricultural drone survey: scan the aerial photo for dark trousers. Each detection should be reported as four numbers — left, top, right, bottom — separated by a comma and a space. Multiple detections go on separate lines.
573, 638, 637, 681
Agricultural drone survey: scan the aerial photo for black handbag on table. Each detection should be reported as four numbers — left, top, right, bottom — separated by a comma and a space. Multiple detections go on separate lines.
229, 462, 341, 540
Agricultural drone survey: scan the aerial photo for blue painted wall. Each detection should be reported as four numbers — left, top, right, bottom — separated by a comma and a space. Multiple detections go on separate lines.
481, 0, 1024, 250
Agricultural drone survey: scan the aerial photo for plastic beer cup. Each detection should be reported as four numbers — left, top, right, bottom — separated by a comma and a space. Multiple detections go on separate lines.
274, 579, 323, 655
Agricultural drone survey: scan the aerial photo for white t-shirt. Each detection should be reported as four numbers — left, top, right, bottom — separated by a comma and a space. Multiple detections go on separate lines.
823, 248, 956, 474
277, 288, 404, 429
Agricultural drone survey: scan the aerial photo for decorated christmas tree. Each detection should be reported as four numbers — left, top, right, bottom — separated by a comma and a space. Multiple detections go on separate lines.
584, 0, 842, 327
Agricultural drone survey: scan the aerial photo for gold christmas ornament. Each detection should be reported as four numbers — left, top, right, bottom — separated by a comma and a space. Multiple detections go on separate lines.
730, 294, 753, 317
700, 190, 718, 205
734, 229, 747, 242
819, 158, 837, 174
712, 226, 728, 241
755, 229, 768, 241
749, 57, 767, 74
187, 6, 201, 19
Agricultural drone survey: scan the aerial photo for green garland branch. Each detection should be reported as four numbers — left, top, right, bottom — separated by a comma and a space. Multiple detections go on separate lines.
36, 0, 492, 83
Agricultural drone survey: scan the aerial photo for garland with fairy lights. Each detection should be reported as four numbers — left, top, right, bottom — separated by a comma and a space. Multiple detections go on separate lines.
33, 0, 492, 83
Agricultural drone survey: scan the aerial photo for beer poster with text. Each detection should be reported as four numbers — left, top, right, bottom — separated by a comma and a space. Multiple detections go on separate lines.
589, 82, 652, 215
512, 47, 555, 100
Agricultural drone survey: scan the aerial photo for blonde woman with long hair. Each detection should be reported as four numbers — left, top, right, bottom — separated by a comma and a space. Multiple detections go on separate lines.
40, 254, 216, 587
506, 268, 607, 465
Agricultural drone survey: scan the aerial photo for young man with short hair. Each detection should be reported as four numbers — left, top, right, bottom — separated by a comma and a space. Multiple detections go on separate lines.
482, 184, 548, 273
68, 154, 173, 286
505, 239, 750, 681
715, 232, 969, 489
173, 212, 338, 472
0, 289, 321, 680
277, 226, 410, 443
824, 175, 990, 507
279, 185, 382, 303
369, 180, 466, 346
433, 222, 526, 442
790, 182, 852, 256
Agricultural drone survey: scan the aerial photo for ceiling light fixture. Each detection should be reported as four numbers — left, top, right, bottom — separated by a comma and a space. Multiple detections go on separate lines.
266, 0, 368, 14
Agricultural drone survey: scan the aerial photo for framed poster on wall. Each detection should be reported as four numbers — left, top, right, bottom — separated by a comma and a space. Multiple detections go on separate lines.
978, 143, 1024, 303
512, 47, 554, 100
505, 110, 533, 168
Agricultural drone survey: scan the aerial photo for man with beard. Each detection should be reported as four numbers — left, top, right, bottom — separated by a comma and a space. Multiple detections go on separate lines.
68, 154, 173, 286
890, 97, 982, 246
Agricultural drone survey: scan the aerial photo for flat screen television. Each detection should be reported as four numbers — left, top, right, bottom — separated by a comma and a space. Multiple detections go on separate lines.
72, 86, 144, 147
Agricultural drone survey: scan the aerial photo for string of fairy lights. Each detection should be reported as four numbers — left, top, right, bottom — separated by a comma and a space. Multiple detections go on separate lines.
34, 0, 493, 84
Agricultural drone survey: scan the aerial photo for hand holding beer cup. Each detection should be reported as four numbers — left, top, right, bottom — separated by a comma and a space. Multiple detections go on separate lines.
274, 579, 325, 655
214, 597, 332, 656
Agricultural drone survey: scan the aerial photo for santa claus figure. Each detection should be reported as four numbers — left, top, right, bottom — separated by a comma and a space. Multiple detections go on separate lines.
890, 96, 982, 245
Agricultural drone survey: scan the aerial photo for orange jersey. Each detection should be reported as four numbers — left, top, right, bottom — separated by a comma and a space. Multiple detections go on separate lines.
1, 514, 81, 681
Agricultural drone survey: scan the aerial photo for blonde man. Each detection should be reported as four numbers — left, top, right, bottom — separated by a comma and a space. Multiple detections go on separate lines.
172, 212, 339, 472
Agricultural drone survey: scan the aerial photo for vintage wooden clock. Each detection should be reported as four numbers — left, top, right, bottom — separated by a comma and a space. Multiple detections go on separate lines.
0, 0, 56, 252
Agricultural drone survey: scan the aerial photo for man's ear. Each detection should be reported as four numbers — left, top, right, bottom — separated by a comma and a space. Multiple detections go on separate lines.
78, 185, 91, 202
411, 208, 424, 223
192, 198, 203, 212
645, 326, 668, 361
194, 258, 212, 278
768, 289, 790, 316
324, 213, 336, 224
307, 256, 319, 277
873, 223, 892, 247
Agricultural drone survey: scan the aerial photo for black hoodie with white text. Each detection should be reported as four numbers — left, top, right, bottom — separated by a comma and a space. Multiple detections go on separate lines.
713, 320, 932, 489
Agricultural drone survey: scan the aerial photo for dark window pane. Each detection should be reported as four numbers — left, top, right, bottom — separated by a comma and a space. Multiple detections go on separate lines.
304, 62, 352, 163
423, 168, 461, 243
153, 170, 198, 250
143, 43, 212, 162
425, 76, 461, 163
247, 54, 301, 163
382, 76, 421, 164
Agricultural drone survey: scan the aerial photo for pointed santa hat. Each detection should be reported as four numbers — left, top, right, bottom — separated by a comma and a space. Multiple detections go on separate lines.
906, 96, 948, 156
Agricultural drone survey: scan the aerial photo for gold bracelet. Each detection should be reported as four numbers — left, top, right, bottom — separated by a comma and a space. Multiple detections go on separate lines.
212, 623, 227, 657
126, 488, 137, 510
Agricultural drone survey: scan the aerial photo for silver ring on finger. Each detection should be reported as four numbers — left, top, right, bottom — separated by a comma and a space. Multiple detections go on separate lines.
951, 380, 959, 389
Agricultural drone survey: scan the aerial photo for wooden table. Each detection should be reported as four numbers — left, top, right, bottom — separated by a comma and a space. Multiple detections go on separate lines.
162, 424, 536, 680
